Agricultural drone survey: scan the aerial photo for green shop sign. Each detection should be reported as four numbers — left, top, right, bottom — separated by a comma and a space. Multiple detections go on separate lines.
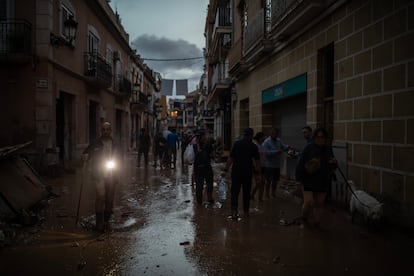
262, 73, 307, 104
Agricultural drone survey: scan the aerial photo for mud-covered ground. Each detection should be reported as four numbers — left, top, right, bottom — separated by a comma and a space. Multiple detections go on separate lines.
0, 154, 413, 275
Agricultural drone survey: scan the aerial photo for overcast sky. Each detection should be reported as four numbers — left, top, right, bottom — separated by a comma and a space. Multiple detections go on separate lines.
109, 0, 209, 93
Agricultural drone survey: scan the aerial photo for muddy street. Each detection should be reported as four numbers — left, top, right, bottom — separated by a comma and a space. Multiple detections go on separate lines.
0, 154, 413, 275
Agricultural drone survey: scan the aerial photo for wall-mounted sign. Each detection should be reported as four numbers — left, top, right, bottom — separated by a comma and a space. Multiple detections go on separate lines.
262, 73, 307, 104
36, 79, 48, 89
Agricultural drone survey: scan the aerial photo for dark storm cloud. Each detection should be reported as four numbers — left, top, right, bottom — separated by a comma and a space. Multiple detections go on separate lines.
131, 34, 204, 80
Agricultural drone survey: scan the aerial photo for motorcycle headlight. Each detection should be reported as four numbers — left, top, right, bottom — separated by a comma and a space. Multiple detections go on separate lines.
105, 160, 116, 170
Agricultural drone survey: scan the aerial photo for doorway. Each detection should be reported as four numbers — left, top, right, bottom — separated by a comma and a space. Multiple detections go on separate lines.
56, 92, 74, 162
89, 101, 98, 143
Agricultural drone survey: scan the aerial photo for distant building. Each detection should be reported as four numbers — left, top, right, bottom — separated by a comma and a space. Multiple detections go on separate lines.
0, 0, 159, 171
205, 1, 232, 150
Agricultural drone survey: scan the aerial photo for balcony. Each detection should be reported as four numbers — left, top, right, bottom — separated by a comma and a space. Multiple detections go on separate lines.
114, 74, 132, 97
208, 6, 232, 64
0, 19, 32, 63
243, 9, 273, 61
84, 52, 112, 88
269, 0, 337, 40
212, 7, 232, 39
208, 63, 231, 104
228, 38, 249, 77
130, 89, 150, 111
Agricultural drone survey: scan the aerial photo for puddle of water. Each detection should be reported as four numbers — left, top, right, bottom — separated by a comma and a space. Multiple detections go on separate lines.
114, 217, 137, 229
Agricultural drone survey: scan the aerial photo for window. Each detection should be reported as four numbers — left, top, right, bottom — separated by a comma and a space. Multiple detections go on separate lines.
88, 31, 99, 53
0, 0, 15, 18
61, 4, 74, 39
106, 46, 113, 63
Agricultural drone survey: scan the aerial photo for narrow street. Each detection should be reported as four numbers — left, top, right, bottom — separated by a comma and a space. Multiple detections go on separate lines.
0, 153, 413, 275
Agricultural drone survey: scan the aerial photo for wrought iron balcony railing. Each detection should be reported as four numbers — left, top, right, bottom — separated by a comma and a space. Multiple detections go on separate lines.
84, 51, 112, 88
244, 9, 266, 52
270, 0, 298, 29
131, 90, 149, 106
0, 19, 32, 58
114, 74, 132, 96
215, 7, 232, 28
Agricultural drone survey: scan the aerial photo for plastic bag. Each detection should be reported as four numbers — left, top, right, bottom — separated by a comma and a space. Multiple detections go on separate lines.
184, 144, 195, 164
218, 177, 228, 201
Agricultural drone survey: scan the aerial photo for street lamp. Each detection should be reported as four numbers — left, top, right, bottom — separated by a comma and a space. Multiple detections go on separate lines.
170, 110, 178, 117
50, 15, 78, 48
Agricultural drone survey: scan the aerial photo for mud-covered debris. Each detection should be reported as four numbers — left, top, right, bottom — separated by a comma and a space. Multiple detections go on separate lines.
71, 242, 80, 247
179, 241, 190, 246
279, 216, 302, 226
0, 230, 5, 241
77, 261, 86, 270
279, 219, 288, 226
273, 256, 280, 264
121, 211, 134, 217
97, 236, 105, 241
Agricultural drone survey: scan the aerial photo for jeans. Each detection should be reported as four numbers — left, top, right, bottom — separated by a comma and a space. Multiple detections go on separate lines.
231, 171, 253, 214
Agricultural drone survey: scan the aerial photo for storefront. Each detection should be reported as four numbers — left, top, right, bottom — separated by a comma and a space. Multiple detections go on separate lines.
262, 73, 307, 178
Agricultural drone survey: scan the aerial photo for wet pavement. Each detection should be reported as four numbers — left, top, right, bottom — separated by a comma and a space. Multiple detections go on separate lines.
0, 153, 413, 275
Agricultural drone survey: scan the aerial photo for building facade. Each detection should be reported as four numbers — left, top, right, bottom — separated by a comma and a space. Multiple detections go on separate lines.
205, 0, 233, 150
0, 0, 159, 171
223, 0, 414, 226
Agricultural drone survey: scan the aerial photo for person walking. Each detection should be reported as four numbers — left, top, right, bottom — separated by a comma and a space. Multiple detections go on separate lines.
82, 122, 120, 232
181, 131, 191, 166
251, 132, 266, 202
193, 130, 215, 204
262, 127, 290, 199
153, 131, 167, 168
295, 128, 337, 227
167, 129, 179, 169
292, 125, 314, 199
222, 128, 261, 220
137, 128, 150, 167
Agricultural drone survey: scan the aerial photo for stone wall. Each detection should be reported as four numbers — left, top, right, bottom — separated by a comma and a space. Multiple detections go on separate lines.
233, 0, 414, 227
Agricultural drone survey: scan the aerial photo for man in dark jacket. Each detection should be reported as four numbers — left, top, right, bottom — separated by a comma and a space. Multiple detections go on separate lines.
82, 122, 120, 232
137, 128, 151, 167
193, 129, 215, 204
222, 128, 261, 220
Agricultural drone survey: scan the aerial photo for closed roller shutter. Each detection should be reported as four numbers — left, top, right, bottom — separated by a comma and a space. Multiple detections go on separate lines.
270, 94, 307, 179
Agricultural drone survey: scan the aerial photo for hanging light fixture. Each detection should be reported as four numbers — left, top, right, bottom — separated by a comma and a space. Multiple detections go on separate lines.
50, 15, 78, 48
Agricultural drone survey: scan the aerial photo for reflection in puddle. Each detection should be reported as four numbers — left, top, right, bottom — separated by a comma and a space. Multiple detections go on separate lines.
115, 217, 137, 229
121, 171, 200, 275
